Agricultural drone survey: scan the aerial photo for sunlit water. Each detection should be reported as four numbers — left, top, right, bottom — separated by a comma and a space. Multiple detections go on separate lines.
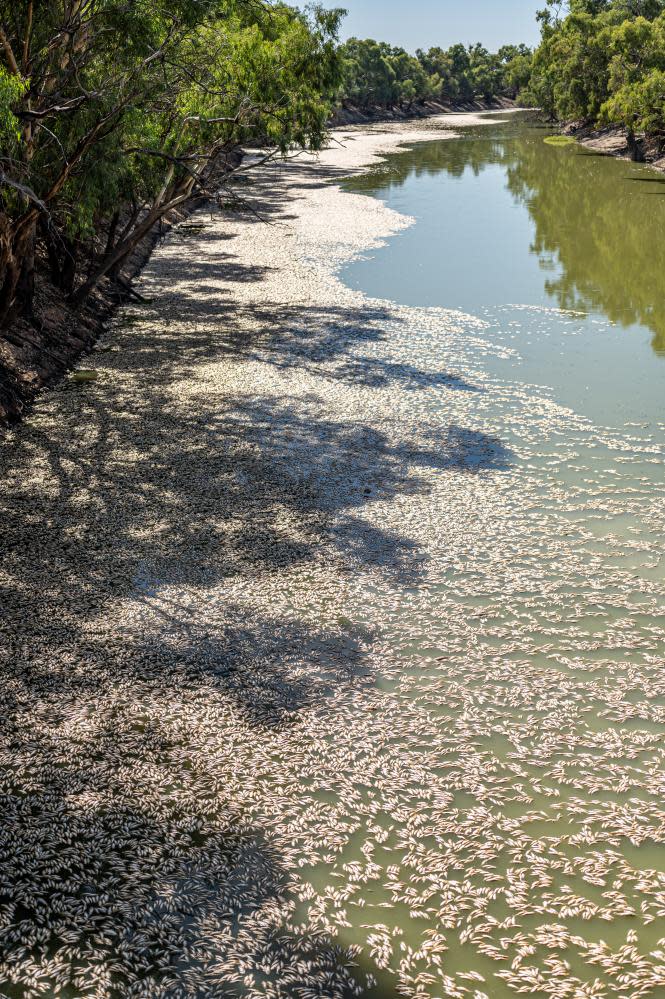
3, 114, 665, 999
316, 114, 665, 996
343, 115, 665, 429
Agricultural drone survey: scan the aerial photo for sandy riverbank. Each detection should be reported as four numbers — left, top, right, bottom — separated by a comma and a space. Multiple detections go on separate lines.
2, 114, 665, 998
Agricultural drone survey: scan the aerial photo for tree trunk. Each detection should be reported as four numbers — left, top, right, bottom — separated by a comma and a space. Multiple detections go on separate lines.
15, 236, 36, 320
39, 218, 78, 294
104, 210, 120, 260
0, 219, 38, 327
39, 216, 63, 286
59, 236, 78, 296
70, 185, 193, 304
627, 128, 645, 163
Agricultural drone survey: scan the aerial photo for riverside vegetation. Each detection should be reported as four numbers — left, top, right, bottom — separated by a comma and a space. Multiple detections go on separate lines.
520, 0, 665, 149
0, 1, 343, 329
4, 0, 665, 365
0, 1, 527, 331
0, 2, 529, 422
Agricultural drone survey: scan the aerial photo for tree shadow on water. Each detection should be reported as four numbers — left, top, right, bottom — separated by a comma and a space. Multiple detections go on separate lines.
0, 601, 405, 995
0, 789, 400, 997
1, 366, 509, 647
0, 168, 513, 994
0, 391, 511, 994
0, 405, 509, 994
133, 288, 483, 397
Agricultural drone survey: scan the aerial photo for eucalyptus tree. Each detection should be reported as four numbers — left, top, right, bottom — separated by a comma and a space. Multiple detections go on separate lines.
0, 1, 342, 325
341, 39, 525, 109
519, 0, 665, 137
600, 12, 665, 140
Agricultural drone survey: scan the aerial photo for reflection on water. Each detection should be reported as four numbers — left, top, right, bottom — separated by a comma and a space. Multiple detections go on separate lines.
329, 114, 665, 997
342, 116, 665, 427
346, 117, 665, 356
508, 143, 665, 356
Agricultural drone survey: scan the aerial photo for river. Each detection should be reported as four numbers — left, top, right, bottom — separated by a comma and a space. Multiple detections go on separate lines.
328, 113, 665, 996
343, 114, 665, 428
1, 113, 664, 998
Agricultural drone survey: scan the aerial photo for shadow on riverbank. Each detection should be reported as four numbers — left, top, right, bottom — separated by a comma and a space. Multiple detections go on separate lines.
0, 279, 512, 993
0, 142, 514, 995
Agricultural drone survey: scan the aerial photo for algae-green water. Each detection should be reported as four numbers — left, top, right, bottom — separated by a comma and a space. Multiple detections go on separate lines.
5, 112, 664, 999
305, 112, 665, 997
342, 114, 665, 428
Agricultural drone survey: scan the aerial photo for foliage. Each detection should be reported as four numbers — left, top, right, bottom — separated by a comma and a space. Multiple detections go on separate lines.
0, 67, 24, 147
600, 14, 665, 131
340, 39, 428, 108
518, 0, 665, 142
9, 0, 665, 334
0, 1, 343, 321
602, 66, 665, 132
338, 39, 531, 110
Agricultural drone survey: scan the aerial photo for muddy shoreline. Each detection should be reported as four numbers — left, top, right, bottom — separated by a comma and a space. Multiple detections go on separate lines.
565, 120, 665, 172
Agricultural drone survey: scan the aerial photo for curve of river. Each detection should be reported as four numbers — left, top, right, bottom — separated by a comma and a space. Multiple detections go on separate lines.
0, 113, 663, 999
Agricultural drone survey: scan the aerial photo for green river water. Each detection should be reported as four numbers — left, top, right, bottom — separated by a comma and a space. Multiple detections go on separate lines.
319, 114, 665, 997
343, 115, 665, 428
2, 114, 665, 999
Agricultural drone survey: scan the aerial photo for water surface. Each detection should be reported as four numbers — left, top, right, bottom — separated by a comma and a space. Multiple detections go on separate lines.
324, 113, 665, 997
3, 113, 664, 999
343, 115, 665, 429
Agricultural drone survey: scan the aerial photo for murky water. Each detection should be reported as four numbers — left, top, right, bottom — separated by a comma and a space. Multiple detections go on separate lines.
3, 115, 665, 998
317, 115, 665, 996
343, 115, 665, 429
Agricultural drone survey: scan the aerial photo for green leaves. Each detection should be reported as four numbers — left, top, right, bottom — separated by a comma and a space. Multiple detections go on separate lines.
0, 1, 343, 316
340, 39, 524, 109
520, 0, 665, 134
0, 66, 25, 147
601, 66, 665, 130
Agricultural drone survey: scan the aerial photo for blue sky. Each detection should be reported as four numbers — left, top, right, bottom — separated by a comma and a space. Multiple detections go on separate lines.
326, 1, 543, 52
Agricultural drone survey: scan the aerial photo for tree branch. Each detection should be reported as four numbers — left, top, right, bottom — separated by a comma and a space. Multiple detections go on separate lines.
0, 172, 47, 213
21, 1, 33, 72
0, 23, 20, 74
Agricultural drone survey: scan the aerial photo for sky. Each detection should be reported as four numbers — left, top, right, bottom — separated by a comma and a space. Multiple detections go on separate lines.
325, 0, 543, 53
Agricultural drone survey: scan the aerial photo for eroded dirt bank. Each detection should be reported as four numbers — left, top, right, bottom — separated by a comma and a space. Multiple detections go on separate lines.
566, 120, 665, 171
0, 153, 242, 428
331, 95, 515, 125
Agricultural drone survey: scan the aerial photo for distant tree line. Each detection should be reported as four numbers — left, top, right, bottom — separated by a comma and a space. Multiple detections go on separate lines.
519, 0, 665, 148
338, 39, 532, 110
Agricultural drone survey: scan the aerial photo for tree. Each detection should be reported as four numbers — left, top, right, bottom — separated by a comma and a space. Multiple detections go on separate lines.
600, 12, 665, 143
0, 1, 343, 324
518, 0, 665, 134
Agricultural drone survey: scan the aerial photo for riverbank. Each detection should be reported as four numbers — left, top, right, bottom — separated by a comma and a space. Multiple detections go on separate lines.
2, 113, 665, 998
0, 112, 490, 996
0, 105, 521, 431
331, 95, 515, 126
565, 120, 665, 172
0, 107, 512, 430
0, 151, 242, 428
